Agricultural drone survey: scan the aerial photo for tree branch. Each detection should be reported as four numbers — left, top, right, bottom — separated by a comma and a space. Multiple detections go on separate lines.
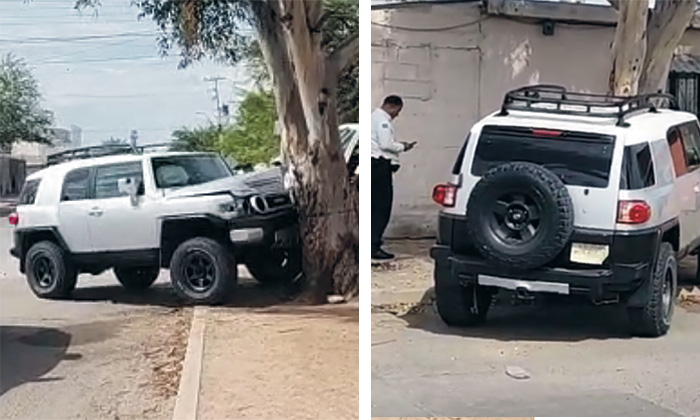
325, 32, 358, 81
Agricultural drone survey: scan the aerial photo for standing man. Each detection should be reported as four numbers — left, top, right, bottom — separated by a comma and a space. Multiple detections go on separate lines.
371, 95, 416, 260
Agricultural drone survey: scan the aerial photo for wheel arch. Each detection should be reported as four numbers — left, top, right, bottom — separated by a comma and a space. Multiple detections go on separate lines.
159, 215, 230, 267
16, 228, 70, 273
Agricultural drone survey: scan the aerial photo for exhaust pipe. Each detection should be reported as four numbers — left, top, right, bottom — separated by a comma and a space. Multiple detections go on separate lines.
515, 287, 534, 300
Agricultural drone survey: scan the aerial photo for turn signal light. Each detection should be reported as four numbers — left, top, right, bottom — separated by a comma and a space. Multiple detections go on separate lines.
8, 212, 18, 226
617, 200, 651, 224
432, 184, 457, 207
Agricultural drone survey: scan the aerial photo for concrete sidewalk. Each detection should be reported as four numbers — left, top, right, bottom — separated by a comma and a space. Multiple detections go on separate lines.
193, 301, 359, 420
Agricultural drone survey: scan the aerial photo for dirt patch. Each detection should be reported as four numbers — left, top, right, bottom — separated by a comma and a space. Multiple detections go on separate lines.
198, 303, 358, 420
372, 240, 433, 297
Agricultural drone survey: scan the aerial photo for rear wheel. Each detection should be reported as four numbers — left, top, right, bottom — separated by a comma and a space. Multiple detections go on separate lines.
114, 266, 159, 291
170, 237, 236, 304
628, 242, 676, 337
25, 241, 77, 299
434, 263, 491, 326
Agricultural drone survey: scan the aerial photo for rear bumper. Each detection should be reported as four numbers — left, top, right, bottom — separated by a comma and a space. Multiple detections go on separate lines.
431, 245, 649, 299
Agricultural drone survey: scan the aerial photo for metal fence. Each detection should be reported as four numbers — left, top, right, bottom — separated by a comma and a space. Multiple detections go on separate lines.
668, 72, 700, 116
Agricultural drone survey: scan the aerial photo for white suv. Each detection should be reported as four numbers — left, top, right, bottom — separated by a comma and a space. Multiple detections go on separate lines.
9, 150, 300, 304
431, 85, 700, 337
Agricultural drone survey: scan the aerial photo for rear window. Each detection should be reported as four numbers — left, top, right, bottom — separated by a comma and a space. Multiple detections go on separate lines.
18, 179, 41, 205
472, 125, 616, 188
620, 143, 655, 190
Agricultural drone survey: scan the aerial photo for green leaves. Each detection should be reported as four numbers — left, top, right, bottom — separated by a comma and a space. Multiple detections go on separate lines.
0, 54, 54, 149
171, 91, 278, 166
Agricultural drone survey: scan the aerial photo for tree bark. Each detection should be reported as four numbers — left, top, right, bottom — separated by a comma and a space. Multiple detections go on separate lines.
639, 0, 695, 93
609, 0, 648, 96
250, 0, 358, 303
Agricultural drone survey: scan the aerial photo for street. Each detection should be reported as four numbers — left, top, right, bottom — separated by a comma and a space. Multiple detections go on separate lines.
371, 243, 700, 417
0, 222, 358, 420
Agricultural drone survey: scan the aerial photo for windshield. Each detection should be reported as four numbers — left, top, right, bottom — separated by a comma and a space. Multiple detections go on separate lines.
151, 155, 232, 188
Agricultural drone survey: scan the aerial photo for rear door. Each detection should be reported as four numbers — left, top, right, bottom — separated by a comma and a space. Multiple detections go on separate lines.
669, 122, 700, 251
467, 125, 621, 230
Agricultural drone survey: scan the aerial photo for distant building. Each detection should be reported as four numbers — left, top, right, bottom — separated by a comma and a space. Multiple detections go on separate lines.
11, 125, 83, 174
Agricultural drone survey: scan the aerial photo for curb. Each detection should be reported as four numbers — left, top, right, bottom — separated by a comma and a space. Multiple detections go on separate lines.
172, 306, 206, 420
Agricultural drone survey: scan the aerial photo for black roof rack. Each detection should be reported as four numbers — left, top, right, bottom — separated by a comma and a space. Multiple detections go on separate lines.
45, 141, 193, 166
498, 84, 678, 127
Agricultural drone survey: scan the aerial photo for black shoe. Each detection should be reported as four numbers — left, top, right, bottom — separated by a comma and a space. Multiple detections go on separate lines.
371, 248, 395, 260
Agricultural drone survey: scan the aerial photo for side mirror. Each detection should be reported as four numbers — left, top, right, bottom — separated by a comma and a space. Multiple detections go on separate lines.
117, 177, 142, 206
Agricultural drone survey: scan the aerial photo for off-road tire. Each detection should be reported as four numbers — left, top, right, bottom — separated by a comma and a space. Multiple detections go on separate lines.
170, 237, 237, 305
628, 242, 677, 338
435, 263, 491, 326
467, 162, 574, 271
114, 266, 160, 291
25, 241, 78, 299
695, 252, 700, 284
245, 248, 302, 286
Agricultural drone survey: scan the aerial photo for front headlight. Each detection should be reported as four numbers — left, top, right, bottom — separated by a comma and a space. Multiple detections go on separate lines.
218, 197, 247, 216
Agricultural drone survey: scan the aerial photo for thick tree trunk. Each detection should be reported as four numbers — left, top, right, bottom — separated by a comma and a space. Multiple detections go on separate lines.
609, 0, 648, 96
639, 0, 695, 94
251, 0, 358, 303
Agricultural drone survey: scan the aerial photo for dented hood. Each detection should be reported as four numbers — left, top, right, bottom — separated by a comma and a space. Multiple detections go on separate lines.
164, 167, 286, 198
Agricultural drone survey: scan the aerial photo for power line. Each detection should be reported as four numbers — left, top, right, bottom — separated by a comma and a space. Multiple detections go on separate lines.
0, 31, 157, 44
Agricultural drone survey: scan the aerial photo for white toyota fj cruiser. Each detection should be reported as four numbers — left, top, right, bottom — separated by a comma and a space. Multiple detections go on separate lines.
432, 85, 700, 337
9, 149, 300, 304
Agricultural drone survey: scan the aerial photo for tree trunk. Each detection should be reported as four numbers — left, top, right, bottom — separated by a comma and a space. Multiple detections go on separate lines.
610, 0, 648, 96
639, 0, 695, 94
251, 0, 358, 303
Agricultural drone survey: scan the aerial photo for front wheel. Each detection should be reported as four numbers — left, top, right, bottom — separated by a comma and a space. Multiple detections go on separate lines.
25, 241, 77, 299
170, 237, 237, 304
628, 242, 677, 337
114, 266, 160, 291
435, 264, 492, 326
245, 248, 302, 286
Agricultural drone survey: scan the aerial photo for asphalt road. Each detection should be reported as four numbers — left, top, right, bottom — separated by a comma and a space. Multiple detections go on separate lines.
372, 259, 700, 417
0, 222, 190, 420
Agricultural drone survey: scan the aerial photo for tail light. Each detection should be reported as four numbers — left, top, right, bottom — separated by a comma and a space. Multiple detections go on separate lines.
432, 184, 457, 207
8, 212, 18, 226
617, 200, 651, 224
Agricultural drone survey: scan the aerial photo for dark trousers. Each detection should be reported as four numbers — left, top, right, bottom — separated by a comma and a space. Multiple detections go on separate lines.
372, 157, 393, 251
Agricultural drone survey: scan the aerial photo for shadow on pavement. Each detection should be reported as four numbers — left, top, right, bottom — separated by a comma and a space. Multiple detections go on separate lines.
0, 325, 80, 396
400, 289, 633, 342
397, 256, 699, 342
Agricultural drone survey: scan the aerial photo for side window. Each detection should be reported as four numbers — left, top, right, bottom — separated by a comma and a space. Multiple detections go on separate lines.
18, 179, 41, 205
61, 169, 91, 202
620, 143, 655, 190
678, 121, 700, 171
94, 162, 143, 199
667, 127, 689, 177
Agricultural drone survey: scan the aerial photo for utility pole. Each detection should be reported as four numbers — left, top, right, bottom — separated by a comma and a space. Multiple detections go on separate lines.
204, 76, 226, 127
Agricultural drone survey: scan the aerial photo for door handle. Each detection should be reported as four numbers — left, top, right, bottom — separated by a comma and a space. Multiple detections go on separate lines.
88, 207, 103, 217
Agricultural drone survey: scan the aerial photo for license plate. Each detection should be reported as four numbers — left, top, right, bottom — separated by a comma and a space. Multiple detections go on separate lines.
570, 243, 609, 265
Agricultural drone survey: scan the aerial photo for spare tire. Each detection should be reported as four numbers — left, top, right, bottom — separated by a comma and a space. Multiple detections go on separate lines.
467, 162, 574, 270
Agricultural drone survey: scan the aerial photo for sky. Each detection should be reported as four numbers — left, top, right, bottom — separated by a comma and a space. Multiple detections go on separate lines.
0, 0, 256, 146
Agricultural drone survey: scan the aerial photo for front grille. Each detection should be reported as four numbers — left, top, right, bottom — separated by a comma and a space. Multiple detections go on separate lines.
249, 193, 293, 215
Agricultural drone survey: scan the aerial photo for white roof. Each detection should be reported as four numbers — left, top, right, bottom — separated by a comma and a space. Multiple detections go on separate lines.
477, 108, 698, 146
